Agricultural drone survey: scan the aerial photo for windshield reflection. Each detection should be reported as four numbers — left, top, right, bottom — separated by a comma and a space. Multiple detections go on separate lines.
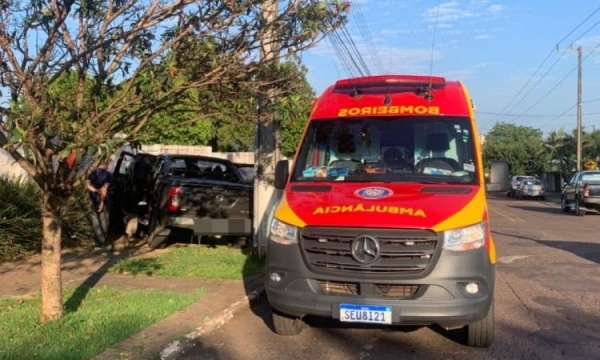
291, 116, 479, 185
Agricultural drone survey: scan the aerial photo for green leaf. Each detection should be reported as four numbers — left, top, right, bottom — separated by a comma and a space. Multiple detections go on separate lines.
57, 147, 72, 160
86, 145, 98, 157
9, 127, 22, 142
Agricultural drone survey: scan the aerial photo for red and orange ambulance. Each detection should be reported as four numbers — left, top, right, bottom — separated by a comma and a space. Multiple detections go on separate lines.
266, 75, 496, 347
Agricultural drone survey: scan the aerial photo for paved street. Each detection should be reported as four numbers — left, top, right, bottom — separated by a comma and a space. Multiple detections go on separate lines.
178, 194, 600, 360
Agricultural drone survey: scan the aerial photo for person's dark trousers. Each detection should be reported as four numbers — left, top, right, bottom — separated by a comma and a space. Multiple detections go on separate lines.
89, 201, 110, 248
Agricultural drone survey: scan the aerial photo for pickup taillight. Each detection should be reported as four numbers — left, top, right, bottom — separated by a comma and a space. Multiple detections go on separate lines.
167, 186, 182, 212
583, 184, 590, 197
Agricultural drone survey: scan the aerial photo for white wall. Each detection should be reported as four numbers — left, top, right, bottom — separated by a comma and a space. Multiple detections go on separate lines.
140, 144, 255, 164
0, 144, 258, 180
0, 149, 28, 179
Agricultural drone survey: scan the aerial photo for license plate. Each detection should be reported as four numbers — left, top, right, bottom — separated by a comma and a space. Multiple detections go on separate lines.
340, 304, 392, 324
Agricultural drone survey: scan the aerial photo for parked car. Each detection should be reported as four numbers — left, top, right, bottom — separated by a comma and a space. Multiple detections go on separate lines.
144, 154, 253, 249
560, 170, 600, 216
514, 178, 545, 200
507, 175, 535, 198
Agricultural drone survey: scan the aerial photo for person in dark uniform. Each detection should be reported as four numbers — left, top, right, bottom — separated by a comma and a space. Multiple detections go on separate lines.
85, 161, 113, 251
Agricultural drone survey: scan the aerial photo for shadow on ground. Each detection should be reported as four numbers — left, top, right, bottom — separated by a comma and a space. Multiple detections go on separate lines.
63, 236, 151, 312
492, 230, 600, 265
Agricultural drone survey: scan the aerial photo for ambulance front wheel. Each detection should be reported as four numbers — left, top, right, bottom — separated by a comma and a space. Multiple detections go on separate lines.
271, 308, 305, 336
465, 300, 494, 347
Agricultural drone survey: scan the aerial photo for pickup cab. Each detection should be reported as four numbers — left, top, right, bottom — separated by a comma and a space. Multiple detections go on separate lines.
561, 170, 600, 216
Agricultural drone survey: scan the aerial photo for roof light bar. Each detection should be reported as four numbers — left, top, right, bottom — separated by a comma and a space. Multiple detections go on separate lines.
334, 75, 446, 89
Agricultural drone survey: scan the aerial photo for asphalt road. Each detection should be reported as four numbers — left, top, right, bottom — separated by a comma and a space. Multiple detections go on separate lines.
178, 194, 600, 360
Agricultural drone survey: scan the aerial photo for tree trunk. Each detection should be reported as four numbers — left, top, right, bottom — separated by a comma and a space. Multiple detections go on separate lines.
40, 191, 64, 322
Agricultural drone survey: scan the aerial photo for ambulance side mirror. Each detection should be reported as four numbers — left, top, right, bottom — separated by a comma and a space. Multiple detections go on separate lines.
274, 160, 290, 190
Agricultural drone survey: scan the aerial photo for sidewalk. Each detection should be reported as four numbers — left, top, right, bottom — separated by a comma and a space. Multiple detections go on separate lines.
0, 239, 265, 360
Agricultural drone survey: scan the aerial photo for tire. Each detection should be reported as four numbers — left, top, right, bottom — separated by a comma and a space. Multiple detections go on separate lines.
465, 301, 494, 348
147, 224, 169, 249
540, 196, 546, 201
272, 309, 305, 336
147, 214, 170, 249
561, 197, 571, 213
575, 199, 586, 217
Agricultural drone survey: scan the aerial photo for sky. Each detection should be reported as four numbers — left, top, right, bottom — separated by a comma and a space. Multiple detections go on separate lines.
300, 0, 600, 136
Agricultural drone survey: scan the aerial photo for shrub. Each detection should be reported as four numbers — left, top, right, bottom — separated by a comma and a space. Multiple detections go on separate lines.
0, 176, 92, 261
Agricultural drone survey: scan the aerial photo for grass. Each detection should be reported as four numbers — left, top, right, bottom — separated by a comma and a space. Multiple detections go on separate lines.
0, 286, 203, 360
110, 246, 265, 280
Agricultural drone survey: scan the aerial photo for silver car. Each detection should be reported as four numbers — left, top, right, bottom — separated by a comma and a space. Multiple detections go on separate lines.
508, 175, 535, 197
515, 178, 546, 200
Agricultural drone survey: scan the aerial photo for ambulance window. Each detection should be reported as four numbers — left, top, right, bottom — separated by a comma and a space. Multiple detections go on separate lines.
291, 116, 478, 184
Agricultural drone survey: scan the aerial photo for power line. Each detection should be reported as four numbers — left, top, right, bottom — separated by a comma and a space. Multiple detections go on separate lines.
340, 25, 371, 76
477, 97, 600, 118
328, 31, 359, 77
482, 5, 600, 128
502, 53, 566, 116
476, 110, 575, 118
350, 0, 385, 74
327, 9, 373, 79
569, 17, 600, 47
428, 1, 441, 79
324, 38, 342, 79
517, 42, 600, 119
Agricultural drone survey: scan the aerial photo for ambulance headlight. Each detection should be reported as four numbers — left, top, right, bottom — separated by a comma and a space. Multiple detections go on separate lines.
443, 222, 486, 251
269, 218, 298, 245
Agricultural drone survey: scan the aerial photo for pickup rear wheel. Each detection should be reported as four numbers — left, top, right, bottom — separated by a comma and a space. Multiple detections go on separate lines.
561, 197, 571, 212
575, 199, 586, 217
272, 309, 305, 336
465, 301, 494, 348
147, 224, 169, 249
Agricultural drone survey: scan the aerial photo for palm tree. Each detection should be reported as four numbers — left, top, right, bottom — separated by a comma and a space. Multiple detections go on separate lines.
543, 129, 567, 172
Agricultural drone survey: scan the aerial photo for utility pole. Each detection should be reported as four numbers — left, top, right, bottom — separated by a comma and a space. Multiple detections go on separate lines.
558, 45, 584, 172
253, 0, 280, 256
577, 46, 582, 172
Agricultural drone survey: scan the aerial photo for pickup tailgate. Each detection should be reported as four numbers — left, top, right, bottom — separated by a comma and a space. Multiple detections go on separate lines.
176, 181, 251, 219
164, 179, 252, 236
584, 183, 600, 197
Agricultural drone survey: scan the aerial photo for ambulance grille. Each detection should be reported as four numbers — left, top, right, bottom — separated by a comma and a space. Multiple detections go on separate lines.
317, 280, 359, 296
317, 280, 420, 299
300, 227, 439, 275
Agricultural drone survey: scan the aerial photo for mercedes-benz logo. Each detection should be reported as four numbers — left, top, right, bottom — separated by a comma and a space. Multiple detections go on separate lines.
215, 194, 225, 202
351, 235, 380, 264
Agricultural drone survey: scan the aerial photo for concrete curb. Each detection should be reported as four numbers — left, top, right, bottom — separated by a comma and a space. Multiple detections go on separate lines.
159, 285, 266, 360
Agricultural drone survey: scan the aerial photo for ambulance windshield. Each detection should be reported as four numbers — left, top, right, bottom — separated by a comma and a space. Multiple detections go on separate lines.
291, 116, 479, 184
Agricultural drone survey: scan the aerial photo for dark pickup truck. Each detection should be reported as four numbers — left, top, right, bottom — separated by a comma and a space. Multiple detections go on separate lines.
112, 152, 253, 249
561, 170, 600, 216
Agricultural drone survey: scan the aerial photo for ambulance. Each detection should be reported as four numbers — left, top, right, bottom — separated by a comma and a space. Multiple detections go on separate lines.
266, 75, 495, 347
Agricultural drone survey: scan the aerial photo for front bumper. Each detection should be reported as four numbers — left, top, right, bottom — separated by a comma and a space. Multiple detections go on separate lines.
266, 240, 495, 329
520, 190, 545, 196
